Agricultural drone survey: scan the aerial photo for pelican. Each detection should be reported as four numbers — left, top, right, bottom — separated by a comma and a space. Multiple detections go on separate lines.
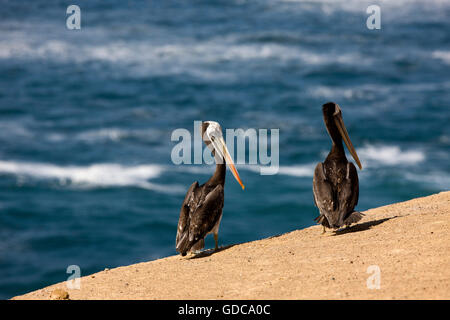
176, 121, 245, 256
313, 102, 363, 232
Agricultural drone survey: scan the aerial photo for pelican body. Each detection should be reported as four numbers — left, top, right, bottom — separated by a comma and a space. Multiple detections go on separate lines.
176, 121, 244, 256
313, 102, 363, 231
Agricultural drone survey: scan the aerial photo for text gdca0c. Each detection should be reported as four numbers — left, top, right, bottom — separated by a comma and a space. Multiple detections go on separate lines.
222, 304, 271, 315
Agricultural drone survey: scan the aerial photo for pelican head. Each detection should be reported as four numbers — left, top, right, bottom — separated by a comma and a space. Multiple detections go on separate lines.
201, 121, 245, 190
322, 102, 362, 170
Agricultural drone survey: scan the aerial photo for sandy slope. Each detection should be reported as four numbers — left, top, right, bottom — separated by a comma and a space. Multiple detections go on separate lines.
13, 191, 450, 300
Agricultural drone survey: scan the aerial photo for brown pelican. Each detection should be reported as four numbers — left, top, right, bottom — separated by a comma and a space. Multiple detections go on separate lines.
313, 102, 363, 232
176, 121, 245, 256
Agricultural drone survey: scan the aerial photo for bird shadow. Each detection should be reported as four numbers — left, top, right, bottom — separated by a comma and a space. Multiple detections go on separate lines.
188, 244, 236, 260
332, 217, 396, 236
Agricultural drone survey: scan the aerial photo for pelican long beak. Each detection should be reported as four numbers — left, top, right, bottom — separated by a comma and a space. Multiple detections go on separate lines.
210, 136, 245, 190
334, 112, 362, 170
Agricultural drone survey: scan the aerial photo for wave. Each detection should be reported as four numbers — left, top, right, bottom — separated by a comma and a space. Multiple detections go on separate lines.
0, 121, 32, 138
0, 37, 364, 63
0, 35, 370, 81
432, 50, 450, 65
277, 164, 315, 177
76, 128, 129, 142
278, 0, 450, 14
255, 145, 426, 178
171, 145, 426, 179
243, 163, 315, 177
439, 135, 450, 145
403, 171, 450, 190
168, 163, 315, 178
0, 161, 184, 193
75, 128, 162, 143
181, 163, 315, 177
178, 165, 214, 175
358, 144, 425, 166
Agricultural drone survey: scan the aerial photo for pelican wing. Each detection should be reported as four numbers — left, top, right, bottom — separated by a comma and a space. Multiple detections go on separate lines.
340, 162, 359, 216
313, 162, 334, 227
176, 181, 199, 249
313, 162, 360, 228
175, 183, 224, 255
340, 162, 361, 224
187, 184, 224, 245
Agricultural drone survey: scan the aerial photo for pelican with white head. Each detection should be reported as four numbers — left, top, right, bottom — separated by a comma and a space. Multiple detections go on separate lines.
175, 121, 245, 256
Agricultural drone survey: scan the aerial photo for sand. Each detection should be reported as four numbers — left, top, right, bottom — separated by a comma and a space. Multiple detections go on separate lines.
12, 191, 450, 300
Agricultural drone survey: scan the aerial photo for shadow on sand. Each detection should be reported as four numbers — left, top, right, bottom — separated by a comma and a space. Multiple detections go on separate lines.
188, 244, 236, 259
185, 217, 396, 258
333, 217, 396, 236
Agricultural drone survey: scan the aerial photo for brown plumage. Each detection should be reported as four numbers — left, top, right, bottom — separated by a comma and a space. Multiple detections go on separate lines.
175, 121, 244, 256
175, 164, 225, 256
313, 102, 363, 230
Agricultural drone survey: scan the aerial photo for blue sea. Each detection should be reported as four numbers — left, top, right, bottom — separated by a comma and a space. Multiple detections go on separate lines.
0, 0, 449, 299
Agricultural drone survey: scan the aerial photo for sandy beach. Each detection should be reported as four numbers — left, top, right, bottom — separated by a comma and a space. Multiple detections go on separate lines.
12, 191, 449, 300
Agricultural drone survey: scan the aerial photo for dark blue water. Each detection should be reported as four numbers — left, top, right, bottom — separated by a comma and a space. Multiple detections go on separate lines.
0, 0, 449, 299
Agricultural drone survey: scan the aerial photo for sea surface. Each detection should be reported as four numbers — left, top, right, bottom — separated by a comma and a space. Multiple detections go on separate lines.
0, 0, 449, 299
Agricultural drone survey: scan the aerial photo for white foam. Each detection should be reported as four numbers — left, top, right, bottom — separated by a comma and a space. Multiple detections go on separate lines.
432, 50, 450, 65
0, 33, 372, 81
358, 144, 425, 166
76, 128, 126, 142
37, 128, 163, 144
243, 164, 315, 177
277, 165, 315, 177
278, 0, 449, 11
404, 171, 450, 190
174, 163, 316, 178
439, 135, 450, 145
178, 165, 214, 175
75, 128, 157, 143
0, 39, 304, 63
0, 121, 32, 138
0, 161, 183, 193
310, 86, 358, 100
309, 82, 450, 102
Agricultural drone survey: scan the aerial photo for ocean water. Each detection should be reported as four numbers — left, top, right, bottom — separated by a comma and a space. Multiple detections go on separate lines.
0, 0, 449, 299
